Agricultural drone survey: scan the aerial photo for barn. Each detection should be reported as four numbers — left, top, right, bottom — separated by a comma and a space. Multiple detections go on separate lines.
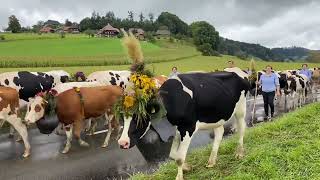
97, 23, 120, 37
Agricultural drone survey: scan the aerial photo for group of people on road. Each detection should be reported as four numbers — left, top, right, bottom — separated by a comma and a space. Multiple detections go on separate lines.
169, 60, 319, 121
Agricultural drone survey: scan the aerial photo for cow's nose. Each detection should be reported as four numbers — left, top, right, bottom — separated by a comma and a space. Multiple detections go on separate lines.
118, 139, 130, 149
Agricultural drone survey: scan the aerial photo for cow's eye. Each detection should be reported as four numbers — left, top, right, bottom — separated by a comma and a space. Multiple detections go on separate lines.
35, 104, 42, 113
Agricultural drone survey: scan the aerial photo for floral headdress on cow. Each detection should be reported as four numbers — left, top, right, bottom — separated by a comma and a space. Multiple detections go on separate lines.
113, 29, 162, 123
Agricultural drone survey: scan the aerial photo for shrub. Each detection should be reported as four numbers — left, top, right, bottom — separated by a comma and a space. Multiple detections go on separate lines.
0, 35, 5, 41
60, 32, 66, 39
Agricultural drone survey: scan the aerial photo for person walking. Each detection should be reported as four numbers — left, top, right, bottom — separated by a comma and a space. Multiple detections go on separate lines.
258, 65, 280, 120
169, 66, 179, 78
227, 60, 235, 68
299, 64, 312, 81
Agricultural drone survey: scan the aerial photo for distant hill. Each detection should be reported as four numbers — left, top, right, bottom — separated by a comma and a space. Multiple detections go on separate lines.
218, 37, 315, 62
307, 50, 320, 63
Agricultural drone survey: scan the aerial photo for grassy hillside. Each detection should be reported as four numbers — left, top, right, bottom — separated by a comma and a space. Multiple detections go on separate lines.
133, 103, 320, 179
307, 50, 320, 63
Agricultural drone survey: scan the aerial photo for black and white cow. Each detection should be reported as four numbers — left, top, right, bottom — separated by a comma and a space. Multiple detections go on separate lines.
0, 70, 70, 138
118, 70, 250, 180
285, 74, 308, 108
0, 70, 70, 106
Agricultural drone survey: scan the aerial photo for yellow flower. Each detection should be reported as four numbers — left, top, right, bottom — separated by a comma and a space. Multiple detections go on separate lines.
123, 96, 135, 109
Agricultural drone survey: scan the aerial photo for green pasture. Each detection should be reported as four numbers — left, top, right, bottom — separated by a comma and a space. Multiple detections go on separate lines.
0, 34, 198, 67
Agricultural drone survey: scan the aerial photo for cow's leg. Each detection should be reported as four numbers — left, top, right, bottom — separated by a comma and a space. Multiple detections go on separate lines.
6, 116, 31, 158
175, 132, 192, 180
88, 119, 97, 136
235, 106, 246, 159
169, 129, 181, 160
74, 120, 89, 147
112, 117, 121, 140
9, 125, 15, 138
206, 126, 224, 168
62, 125, 73, 154
84, 118, 91, 132
102, 113, 113, 148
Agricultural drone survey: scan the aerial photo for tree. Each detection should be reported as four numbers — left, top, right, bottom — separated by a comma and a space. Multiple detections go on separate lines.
32, 21, 44, 33
7, 15, 21, 33
190, 21, 220, 56
148, 13, 154, 23
156, 12, 190, 36
128, 11, 134, 21
65, 19, 72, 26
79, 17, 92, 31
139, 12, 145, 23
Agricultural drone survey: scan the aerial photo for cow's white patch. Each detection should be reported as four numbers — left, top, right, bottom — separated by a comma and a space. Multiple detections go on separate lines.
25, 96, 45, 124
224, 67, 248, 79
196, 119, 226, 130
0, 97, 2, 102
53, 81, 103, 94
169, 76, 193, 98
118, 116, 132, 148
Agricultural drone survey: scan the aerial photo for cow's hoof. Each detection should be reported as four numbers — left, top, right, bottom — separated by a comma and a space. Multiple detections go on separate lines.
206, 162, 215, 168
23, 150, 31, 158
235, 147, 245, 159
182, 163, 191, 172
8, 134, 14, 138
79, 141, 89, 147
175, 175, 184, 180
61, 147, 70, 154
16, 137, 22, 142
101, 143, 108, 148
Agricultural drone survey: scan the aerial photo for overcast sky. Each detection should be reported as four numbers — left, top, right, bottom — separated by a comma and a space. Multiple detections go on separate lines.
0, 0, 319, 49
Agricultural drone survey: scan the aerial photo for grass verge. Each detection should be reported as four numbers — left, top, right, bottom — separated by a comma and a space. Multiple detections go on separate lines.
132, 103, 320, 180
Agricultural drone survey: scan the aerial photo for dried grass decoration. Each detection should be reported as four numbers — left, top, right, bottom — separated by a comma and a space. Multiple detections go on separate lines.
113, 29, 160, 122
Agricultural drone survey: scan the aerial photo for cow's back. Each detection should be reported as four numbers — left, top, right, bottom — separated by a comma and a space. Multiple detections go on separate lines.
56, 86, 123, 124
179, 72, 249, 122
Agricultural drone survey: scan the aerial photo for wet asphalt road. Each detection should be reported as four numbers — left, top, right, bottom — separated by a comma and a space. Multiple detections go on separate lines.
0, 91, 319, 180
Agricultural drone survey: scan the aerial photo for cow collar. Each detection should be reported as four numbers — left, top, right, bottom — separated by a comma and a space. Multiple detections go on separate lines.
169, 76, 193, 98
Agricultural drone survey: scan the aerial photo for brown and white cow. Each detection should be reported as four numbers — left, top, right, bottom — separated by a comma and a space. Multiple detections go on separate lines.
24, 86, 123, 153
0, 87, 30, 158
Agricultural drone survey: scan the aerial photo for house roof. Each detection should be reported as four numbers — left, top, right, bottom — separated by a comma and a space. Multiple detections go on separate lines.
40, 26, 54, 32
100, 23, 120, 32
129, 28, 144, 35
156, 29, 170, 35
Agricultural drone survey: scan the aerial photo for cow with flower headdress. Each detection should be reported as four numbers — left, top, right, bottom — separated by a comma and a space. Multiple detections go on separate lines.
117, 30, 250, 180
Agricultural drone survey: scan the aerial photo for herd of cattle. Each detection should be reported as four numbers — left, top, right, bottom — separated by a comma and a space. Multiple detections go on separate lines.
0, 67, 319, 180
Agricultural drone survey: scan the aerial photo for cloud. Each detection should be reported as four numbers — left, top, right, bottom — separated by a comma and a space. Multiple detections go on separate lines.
0, 0, 319, 49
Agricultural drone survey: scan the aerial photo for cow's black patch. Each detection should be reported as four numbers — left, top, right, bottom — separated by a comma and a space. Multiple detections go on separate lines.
13, 71, 55, 102
60, 76, 69, 83
115, 74, 120, 80
119, 81, 124, 88
4, 79, 9, 85
109, 72, 114, 76
109, 77, 117, 85
299, 79, 305, 89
